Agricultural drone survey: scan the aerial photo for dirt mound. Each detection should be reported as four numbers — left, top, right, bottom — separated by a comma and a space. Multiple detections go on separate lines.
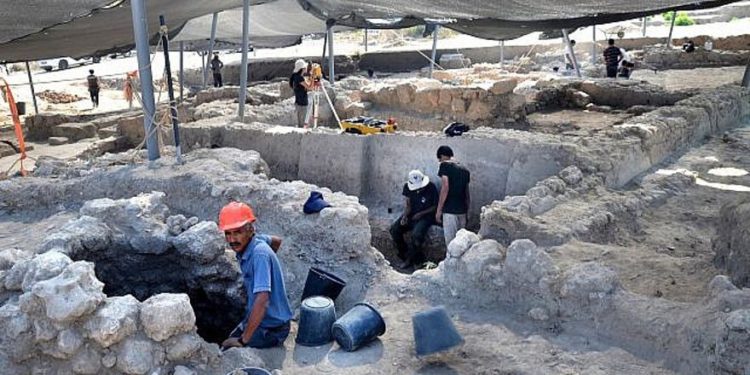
36, 90, 85, 104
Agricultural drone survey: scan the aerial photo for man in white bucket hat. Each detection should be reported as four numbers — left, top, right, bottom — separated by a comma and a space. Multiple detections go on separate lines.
289, 59, 311, 127
390, 169, 439, 271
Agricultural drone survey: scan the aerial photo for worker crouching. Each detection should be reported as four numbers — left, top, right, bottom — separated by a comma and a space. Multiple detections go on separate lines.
219, 202, 293, 349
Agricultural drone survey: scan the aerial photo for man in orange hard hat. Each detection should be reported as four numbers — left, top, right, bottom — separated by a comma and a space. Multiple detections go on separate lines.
219, 202, 293, 349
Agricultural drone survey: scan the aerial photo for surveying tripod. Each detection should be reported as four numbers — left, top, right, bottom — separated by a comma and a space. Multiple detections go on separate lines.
304, 63, 341, 129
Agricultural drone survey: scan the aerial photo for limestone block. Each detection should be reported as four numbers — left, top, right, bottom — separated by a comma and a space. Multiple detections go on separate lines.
216, 347, 266, 374
117, 115, 146, 146
465, 100, 493, 121
438, 88, 453, 107
0, 248, 30, 271
489, 78, 518, 95
566, 89, 592, 108
167, 214, 188, 236
84, 295, 139, 348
52, 329, 84, 359
98, 126, 119, 138
450, 98, 466, 113
50, 122, 97, 142
116, 337, 164, 375
528, 307, 549, 321
709, 275, 739, 296
141, 293, 196, 342
34, 318, 58, 342
504, 239, 557, 285
171, 221, 225, 264
40, 216, 113, 257
395, 83, 416, 105
80, 192, 171, 255
174, 366, 197, 375
439, 54, 471, 69
5, 259, 32, 291
166, 333, 203, 361
559, 166, 583, 186
48, 136, 69, 146
20, 251, 73, 292
562, 262, 619, 302
715, 309, 750, 374
447, 229, 480, 259
461, 239, 506, 278
529, 196, 556, 216
542, 177, 568, 195
413, 89, 440, 112
0, 303, 34, 362
31, 262, 105, 323
432, 70, 455, 81
71, 346, 102, 374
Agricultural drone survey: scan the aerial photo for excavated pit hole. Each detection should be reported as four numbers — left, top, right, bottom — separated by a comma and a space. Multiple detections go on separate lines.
71, 245, 243, 344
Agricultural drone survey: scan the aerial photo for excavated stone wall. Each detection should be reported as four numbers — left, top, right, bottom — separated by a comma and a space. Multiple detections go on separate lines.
177, 119, 586, 221
0, 148, 385, 374
644, 49, 750, 70
414, 233, 750, 374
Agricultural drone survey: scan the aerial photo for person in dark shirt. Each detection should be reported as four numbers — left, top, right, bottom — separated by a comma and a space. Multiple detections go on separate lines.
289, 59, 311, 127
435, 145, 471, 246
211, 52, 224, 87
390, 170, 438, 270
87, 69, 100, 108
682, 39, 696, 53
603, 39, 623, 78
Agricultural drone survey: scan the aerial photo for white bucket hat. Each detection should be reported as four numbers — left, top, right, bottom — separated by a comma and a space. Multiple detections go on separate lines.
293, 59, 307, 73
407, 170, 430, 191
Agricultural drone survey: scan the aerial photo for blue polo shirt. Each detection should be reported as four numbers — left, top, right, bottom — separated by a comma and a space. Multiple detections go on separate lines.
236, 234, 293, 328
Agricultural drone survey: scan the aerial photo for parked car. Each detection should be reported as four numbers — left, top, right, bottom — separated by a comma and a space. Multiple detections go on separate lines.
38, 56, 101, 72
108, 50, 133, 59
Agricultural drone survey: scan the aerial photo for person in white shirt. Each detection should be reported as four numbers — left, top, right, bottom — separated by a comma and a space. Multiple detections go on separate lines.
618, 47, 635, 79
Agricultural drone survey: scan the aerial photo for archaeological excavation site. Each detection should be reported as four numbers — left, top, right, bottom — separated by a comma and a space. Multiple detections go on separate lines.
2, 1, 750, 374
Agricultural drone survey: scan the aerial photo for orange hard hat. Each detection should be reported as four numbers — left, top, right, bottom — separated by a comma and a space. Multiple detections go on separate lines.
218, 202, 256, 231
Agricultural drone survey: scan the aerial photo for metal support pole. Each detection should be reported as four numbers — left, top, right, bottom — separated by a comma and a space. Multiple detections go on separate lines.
666, 11, 676, 49
159, 15, 182, 164
429, 24, 439, 78
562, 29, 581, 78
179, 41, 184, 103
364, 29, 368, 52
500, 40, 504, 67
130, 0, 159, 161
204, 12, 218, 88
327, 25, 335, 85
642, 17, 647, 37
238, 0, 250, 121
24, 62, 38, 115
742, 57, 750, 87
591, 25, 597, 65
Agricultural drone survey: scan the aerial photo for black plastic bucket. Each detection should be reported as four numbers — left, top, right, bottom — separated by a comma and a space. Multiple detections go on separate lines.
301, 267, 347, 301
16, 102, 25, 115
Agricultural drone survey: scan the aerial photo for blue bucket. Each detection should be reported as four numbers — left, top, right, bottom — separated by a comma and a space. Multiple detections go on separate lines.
296, 296, 337, 346
301, 267, 347, 301
225, 367, 271, 375
332, 302, 386, 352
412, 306, 464, 357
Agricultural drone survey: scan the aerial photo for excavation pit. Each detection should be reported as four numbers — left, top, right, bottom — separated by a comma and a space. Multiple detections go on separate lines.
69, 244, 244, 345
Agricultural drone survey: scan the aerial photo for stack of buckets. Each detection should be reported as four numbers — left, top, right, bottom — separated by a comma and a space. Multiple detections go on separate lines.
296, 267, 386, 351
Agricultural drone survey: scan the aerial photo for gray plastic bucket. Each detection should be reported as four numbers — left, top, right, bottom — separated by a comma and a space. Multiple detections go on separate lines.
332, 302, 386, 352
412, 306, 464, 356
296, 296, 336, 346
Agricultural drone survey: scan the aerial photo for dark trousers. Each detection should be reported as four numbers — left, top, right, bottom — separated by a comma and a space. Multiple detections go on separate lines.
606, 65, 618, 78
213, 72, 223, 88
89, 88, 99, 107
229, 321, 290, 349
390, 217, 432, 266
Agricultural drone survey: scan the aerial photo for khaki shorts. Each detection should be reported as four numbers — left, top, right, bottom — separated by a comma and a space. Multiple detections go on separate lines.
295, 104, 307, 127
442, 213, 467, 247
